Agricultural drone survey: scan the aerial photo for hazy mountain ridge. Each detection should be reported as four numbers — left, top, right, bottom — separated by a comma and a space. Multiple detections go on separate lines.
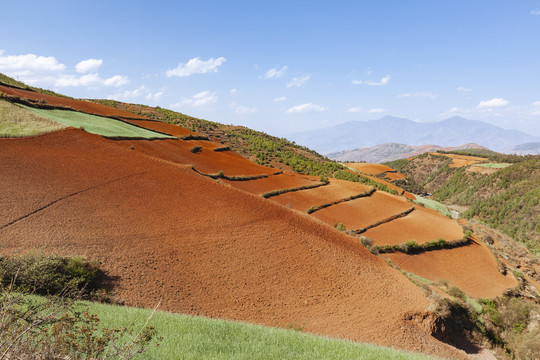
288, 116, 540, 154
328, 143, 487, 163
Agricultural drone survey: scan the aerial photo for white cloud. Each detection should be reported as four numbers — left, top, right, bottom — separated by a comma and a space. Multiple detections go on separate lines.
166, 57, 226, 77
286, 74, 311, 88
352, 74, 391, 86
456, 86, 472, 92
104, 75, 128, 87
273, 96, 287, 102
477, 97, 509, 108
235, 106, 258, 114
230, 88, 237, 94
107, 86, 148, 101
397, 91, 438, 99
368, 108, 386, 113
264, 66, 287, 79
0, 53, 65, 76
75, 58, 103, 73
53, 73, 128, 87
286, 103, 327, 113
348, 106, 363, 113
171, 91, 218, 108
146, 91, 163, 102
531, 9, 540, 15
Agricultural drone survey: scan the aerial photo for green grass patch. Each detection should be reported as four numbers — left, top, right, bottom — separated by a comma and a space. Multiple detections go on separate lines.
474, 163, 511, 169
84, 301, 439, 360
21, 105, 175, 139
0, 99, 67, 137
413, 195, 452, 217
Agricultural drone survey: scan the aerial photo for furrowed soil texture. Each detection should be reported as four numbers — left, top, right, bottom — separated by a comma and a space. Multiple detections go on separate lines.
382, 238, 517, 298
0, 129, 468, 359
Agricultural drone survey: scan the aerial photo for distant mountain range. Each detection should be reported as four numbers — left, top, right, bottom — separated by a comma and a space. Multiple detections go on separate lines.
288, 116, 540, 155
327, 143, 488, 163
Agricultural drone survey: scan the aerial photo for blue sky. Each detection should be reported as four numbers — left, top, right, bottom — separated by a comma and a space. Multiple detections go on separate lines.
1, 0, 540, 137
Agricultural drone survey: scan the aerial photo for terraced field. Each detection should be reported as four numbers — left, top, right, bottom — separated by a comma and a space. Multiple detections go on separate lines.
1, 88, 521, 359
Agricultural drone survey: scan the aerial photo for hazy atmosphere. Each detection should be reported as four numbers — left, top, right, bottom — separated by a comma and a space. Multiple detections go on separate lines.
2, 0, 540, 137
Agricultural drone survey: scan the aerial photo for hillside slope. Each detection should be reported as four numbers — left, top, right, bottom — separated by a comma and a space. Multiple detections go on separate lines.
0, 128, 468, 359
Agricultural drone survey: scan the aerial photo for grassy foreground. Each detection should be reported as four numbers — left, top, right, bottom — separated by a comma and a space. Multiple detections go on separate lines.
22, 105, 175, 139
83, 301, 439, 360
0, 99, 66, 137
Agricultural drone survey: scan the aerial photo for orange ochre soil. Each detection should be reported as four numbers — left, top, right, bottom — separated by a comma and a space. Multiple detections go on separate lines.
0, 128, 471, 359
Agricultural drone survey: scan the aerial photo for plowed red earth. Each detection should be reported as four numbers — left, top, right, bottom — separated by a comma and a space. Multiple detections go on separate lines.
381, 239, 517, 298
222, 173, 319, 194
347, 163, 395, 175
116, 138, 275, 177
312, 191, 411, 230
429, 153, 486, 168
0, 129, 469, 359
363, 206, 464, 246
271, 179, 373, 212
0, 85, 146, 119
121, 119, 196, 137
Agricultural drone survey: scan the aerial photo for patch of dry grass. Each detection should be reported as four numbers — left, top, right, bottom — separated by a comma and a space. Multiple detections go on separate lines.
0, 99, 66, 137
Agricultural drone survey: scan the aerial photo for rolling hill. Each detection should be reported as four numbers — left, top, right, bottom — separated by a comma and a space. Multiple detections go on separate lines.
2, 74, 536, 359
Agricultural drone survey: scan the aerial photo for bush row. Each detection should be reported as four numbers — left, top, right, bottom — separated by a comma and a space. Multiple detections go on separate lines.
353, 206, 415, 234
260, 181, 329, 199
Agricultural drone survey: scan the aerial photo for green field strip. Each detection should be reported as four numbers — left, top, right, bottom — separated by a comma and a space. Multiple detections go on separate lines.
82, 300, 440, 360
22, 105, 175, 139
413, 195, 452, 217
475, 163, 511, 169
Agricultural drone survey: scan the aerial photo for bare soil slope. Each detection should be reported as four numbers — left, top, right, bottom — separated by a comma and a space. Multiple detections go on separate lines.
0, 129, 468, 359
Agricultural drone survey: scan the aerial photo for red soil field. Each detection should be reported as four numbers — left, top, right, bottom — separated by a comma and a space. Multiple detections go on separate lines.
116, 138, 275, 177
383, 171, 407, 181
429, 152, 486, 168
222, 172, 319, 194
271, 179, 373, 212
362, 206, 464, 246
347, 163, 395, 175
381, 239, 517, 299
346, 163, 407, 181
311, 191, 411, 230
121, 119, 196, 137
0, 129, 469, 359
0, 85, 146, 119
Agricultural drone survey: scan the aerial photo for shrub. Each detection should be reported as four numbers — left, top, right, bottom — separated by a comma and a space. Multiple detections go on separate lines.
399, 240, 420, 254
190, 145, 202, 153
359, 236, 373, 248
0, 288, 158, 359
370, 245, 380, 255
0, 253, 100, 297
447, 286, 466, 301
335, 223, 346, 232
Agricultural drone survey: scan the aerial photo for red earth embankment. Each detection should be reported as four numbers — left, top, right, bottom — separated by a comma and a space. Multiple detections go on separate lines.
362, 206, 465, 246
311, 191, 411, 230
0, 129, 468, 359
222, 173, 319, 194
381, 239, 517, 298
0, 84, 146, 119
271, 179, 373, 212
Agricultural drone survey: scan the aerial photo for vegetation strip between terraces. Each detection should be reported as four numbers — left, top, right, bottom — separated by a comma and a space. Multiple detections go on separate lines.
307, 187, 376, 214
260, 181, 330, 199
353, 206, 415, 234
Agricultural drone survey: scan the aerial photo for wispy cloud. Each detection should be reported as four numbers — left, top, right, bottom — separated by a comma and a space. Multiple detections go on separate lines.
397, 91, 438, 99
273, 96, 287, 102
107, 86, 149, 101
456, 86, 472, 92
235, 106, 258, 114
230, 88, 237, 94
348, 106, 385, 114
75, 58, 103, 73
286, 103, 327, 113
0, 53, 65, 76
264, 66, 287, 79
56, 73, 128, 87
286, 75, 311, 88
531, 9, 540, 15
166, 57, 226, 77
352, 74, 391, 86
477, 97, 509, 108
171, 90, 218, 108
